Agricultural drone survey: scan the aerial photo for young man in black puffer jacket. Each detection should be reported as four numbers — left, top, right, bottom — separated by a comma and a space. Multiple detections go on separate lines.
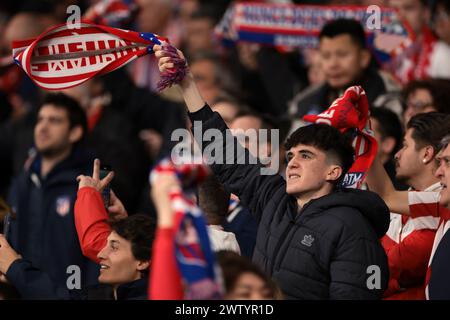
154, 45, 390, 300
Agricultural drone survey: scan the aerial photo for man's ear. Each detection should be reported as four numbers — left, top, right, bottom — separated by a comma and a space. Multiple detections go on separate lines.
422, 145, 435, 164
69, 125, 83, 144
326, 165, 343, 183
136, 260, 149, 272
360, 49, 371, 70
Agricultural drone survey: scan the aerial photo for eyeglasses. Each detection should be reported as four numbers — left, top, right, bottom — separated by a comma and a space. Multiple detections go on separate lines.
405, 100, 434, 112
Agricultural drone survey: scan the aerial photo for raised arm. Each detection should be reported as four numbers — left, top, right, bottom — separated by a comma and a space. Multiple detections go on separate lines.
148, 172, 183, 300
365, 156, 410, 215
153, 45, 286, 221
75, 159, 127, 262
154, 44, 204, 113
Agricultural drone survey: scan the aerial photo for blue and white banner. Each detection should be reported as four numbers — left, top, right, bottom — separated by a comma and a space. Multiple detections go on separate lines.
216, 2, 413, 63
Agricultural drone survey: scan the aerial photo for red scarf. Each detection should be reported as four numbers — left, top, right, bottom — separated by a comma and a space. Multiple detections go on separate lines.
303, 86, 378, 189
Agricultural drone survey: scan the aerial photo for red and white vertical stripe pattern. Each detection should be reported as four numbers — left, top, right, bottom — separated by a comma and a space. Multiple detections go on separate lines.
407, 190, 450, 299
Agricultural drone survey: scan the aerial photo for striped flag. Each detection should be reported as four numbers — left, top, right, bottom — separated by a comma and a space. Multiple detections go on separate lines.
216, 2, 412, 65
11, 22, 168, 90
83, 0, 138, 28
150, 158, 224, 300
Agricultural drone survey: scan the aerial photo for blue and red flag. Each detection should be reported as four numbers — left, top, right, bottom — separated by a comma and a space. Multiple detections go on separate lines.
11, 22, 187, 91
150, 158, 224, 300
215, 2, 412, 66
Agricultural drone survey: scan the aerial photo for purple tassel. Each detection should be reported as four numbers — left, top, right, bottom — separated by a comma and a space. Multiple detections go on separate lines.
156, 44, 188, 91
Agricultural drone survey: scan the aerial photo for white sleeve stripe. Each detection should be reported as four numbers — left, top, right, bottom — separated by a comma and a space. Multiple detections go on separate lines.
408, 191, 440, 206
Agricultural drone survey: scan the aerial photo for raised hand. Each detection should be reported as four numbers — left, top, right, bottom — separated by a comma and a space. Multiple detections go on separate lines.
150, 172, 181, 228
152, 44, 205, 112
107, 190, 128, 221
76, 158, 114, 192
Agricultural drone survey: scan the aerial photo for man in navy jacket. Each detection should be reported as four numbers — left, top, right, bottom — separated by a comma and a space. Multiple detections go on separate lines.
4, 93, 98, 292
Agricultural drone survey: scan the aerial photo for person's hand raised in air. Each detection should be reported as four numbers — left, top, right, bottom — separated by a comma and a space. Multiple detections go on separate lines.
77, 159, 127, 221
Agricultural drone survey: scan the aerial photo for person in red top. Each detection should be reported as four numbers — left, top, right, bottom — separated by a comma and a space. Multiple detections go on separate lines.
379, 112, 450, 299
148, 167, 280, 300
73, 158, 184, 299
74, 159, 126, 263
366, 126, 450, 299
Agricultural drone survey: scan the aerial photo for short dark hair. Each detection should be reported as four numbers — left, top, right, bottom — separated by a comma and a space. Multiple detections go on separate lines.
370, 107, 403, 156
284, 124, 355, 185
234, 109, 278, 131
440, 134, 450, 152
216, 250, 278, 298
433, 0, 450, 14
110, 214, 155, 262
319, 19, 367, 49
40, 93, 88, 141
189, 51, 239, 97
198, 175, 230, 225
402, 79, 450, 114
407, 112, 450, 156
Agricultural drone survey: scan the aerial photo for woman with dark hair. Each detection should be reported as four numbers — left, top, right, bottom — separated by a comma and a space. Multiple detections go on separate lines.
217, 251, 281, 300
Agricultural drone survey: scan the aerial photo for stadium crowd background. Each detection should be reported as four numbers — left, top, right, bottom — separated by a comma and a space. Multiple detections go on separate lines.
0, 0, 450, 300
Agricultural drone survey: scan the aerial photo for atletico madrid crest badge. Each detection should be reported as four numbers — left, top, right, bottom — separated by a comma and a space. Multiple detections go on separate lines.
56, 195, 71, 217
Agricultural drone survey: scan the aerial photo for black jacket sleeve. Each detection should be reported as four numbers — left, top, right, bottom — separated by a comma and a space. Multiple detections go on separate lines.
6, 259, 82, 300
188, 105, 286, 222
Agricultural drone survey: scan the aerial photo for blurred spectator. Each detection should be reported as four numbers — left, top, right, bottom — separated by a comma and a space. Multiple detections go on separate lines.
387, 0, 450, 82
427, 133, 450, 299
433, 0, 450, 45
380, 112, 450, 299
5, 93, 99, 293
0, 10, 61, 193
370, 107, 408, 190
402, 79, 450, 125
217, 250, 281, 300
0, 214, 155, 300
197, 176, 240, 254
366, 113, 450, 300
130, 0, 179, 92
303, 48, 326, 86
189, 51, 239, 105
231, 44, 307, 117
62, 78, 149, 213
183, 5, 221, 57
210, 94, 245, 126
289, 19, 401, 119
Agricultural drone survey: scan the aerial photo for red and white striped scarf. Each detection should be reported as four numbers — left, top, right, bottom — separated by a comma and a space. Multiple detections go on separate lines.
12, 23, 187, 91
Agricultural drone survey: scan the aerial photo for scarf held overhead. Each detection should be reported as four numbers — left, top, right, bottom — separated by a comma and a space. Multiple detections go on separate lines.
149, 158, 223, 300
303, 86, 378, 189
11, 22, 187, 91
216, 2, 412, 64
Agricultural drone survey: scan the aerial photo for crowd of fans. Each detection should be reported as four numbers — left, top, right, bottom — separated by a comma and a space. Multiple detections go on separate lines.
0, 0, 450, 300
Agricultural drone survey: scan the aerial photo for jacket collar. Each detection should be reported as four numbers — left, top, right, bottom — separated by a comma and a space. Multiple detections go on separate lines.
116, 277, 148, 300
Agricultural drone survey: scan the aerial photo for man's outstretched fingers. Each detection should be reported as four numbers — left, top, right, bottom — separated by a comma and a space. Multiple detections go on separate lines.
99, 171, 114, 190
92, 158, 100, 180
